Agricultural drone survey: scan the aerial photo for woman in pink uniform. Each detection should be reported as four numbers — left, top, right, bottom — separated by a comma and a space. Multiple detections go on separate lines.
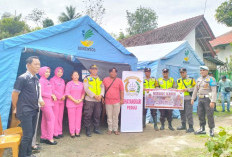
65, 71, 85, 138
50, 67, 65, 139
39, 66, 57, 145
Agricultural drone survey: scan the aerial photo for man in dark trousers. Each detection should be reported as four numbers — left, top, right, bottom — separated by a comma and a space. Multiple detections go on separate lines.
83, 65, 105, 137
12, 56, 44, 157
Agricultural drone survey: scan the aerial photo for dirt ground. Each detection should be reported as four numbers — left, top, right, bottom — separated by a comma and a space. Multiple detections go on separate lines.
4, 111, 232, 157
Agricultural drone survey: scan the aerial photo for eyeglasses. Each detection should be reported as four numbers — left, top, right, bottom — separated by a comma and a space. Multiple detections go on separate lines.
180, 72, 185, 73
163, 71, 168, 73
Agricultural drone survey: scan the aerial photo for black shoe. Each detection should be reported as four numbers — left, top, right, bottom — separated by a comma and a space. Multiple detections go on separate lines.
177, 123, 186, 130
168, 122, 175, 131
32, 145, 41, 151
228, 110, 230, 112
222, 110, 225, 112
210, 129, 214, 137
194, 126, 206, 135
70, 135, 75, 138
75, 134, 80, 137
93, 129, 102, 134
45, 140, 57, 145
40, 138, 47, 143
53, 136, 60, 139
154, 124, 159, 131
86, 128, 92, 137
186, 124, 194, 133
160, 124, 165, 130
58, 134, 64, 138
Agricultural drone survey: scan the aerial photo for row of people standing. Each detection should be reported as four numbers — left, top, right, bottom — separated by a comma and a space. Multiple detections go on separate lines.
12, 56, 124, 157
143, 66, 217, 137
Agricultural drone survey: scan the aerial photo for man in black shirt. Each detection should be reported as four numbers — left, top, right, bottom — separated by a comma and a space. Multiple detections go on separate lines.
12, 56, 44, 157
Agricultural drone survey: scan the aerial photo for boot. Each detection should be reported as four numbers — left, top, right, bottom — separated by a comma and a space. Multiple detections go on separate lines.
86, 127, 91, 137
194, 126, 206, 135
153, 116, 159, 131
168, 121, 175, 131
210, 128, 214, 137
186, 124, 194, 133
177, 122, 186, 130
160, 122, 165, 130
93, 127, 102, 134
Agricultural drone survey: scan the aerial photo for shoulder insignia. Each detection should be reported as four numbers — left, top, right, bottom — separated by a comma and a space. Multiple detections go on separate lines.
84, 79, 88, 83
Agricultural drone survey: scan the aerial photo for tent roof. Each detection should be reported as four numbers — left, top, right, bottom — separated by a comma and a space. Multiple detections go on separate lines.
127, 41, 186, 62
0, 15, 132, 56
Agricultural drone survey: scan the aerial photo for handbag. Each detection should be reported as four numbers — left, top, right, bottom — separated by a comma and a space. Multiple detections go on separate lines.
225, 87, 231, 92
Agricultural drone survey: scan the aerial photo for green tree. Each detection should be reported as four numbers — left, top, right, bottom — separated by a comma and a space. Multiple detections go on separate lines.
82, 0, 106, 24
215, 0, 232, 26
126, 6, 158, 35
0, 17, 29, 40
26, 8, 45, 27
58, 5, 82, 23
43, 18, 54, 28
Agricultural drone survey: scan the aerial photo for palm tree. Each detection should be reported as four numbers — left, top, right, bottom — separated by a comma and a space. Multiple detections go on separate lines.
58, 5, 82, 23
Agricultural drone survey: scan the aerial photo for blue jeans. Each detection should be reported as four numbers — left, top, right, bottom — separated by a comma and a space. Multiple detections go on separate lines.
221, 92, 231, 111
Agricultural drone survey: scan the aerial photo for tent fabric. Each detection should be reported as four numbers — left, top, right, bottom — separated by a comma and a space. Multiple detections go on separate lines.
0, 15, 137, 130
127, 41, 204, 116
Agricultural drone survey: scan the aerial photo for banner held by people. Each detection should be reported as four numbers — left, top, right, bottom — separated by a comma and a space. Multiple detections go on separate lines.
145, 89, 184, 110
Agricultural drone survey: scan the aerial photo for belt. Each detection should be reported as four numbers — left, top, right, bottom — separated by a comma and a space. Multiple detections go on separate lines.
198, 94, 209, 98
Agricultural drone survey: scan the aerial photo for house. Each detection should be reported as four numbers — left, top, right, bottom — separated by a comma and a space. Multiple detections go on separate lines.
121, 15, 224, 79
210, 30, 232, 63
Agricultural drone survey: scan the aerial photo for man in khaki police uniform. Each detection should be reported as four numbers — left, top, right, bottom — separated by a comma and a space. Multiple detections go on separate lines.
157, 68, 176, 131
191, 66, 217, 137
143, 67, 158, 131
177, 68, 195, 133
83, 65, 105, 137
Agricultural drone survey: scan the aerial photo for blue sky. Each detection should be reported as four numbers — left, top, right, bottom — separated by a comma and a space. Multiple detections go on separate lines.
0, 0, 231, 37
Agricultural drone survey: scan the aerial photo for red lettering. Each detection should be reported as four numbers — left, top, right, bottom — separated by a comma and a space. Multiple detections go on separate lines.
127, 106, 137, 110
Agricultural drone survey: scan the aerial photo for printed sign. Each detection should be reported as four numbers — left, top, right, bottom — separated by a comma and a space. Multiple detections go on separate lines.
121, 71, 143, 132
145, 89, 184, 110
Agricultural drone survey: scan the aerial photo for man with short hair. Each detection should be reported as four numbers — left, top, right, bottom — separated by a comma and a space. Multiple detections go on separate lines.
83, 65, 105, 137
143, 67, 158, 131
157, 68, 175, 131
176, 68, 195, 133
103, 67, 124, 135
191, 66, 217, 137
219, 75, 231, 112
12, 56, 44, 157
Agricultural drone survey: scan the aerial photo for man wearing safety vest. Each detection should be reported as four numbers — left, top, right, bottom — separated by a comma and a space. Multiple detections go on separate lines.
83, 65, 105, 137
176, 68, 196, 133
157, 68, 176, 131
143, 67, 158, 131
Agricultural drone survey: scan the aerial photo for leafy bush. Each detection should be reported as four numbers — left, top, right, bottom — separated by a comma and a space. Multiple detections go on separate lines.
205, 127, 232, 157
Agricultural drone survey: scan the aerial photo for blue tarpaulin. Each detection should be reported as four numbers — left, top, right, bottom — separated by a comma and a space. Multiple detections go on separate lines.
0, 15, 137, 129
127, 41, 204, 118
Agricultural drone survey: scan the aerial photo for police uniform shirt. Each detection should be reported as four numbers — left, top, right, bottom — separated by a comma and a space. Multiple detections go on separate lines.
177, 77, 195, 100
13, 71, 42, 117
83, 75, 105, 102
192, 75, 217, 102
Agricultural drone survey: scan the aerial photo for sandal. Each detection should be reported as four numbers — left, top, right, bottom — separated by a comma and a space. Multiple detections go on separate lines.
107, 130, 112, 135
114, 131, 120, 135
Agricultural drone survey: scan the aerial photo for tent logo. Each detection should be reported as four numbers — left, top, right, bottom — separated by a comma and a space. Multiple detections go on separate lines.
124, 76, 142, 96
183, 49, 190, 64
78, 29, 96, 52
81, 29, 94, 47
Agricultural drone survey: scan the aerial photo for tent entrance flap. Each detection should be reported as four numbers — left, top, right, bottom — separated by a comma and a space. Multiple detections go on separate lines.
77, 57, 131, 79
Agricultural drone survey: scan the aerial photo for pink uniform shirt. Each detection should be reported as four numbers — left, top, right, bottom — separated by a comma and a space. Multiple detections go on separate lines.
39, 66, 54, 107
103, 77, 124, 105
65, 81, 85, 108
50, 67, 65, 100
